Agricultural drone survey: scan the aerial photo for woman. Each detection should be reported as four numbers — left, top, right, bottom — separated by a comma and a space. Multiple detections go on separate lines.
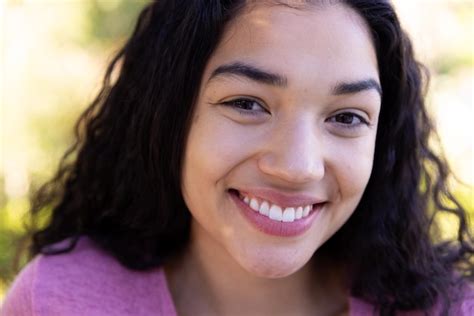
2, 0, 473, 315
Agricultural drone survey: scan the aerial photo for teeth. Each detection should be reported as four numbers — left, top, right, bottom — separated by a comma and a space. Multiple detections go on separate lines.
239, 192, 317, 222
303, 205, 311, 217
249, 198, 259, 211
259, 201, 270, 216
282, 207, 295, 222
269, 205, 283, 221
295, 206, 303, 219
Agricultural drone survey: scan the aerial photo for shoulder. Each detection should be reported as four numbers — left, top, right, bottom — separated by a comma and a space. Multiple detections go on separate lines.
1, 237, 177, 316
0, 254, 37, 316
349, 283, 474, 316
454, 283, 474, 315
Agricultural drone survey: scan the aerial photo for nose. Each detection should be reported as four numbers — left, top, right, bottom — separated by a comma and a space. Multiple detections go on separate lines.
257, 117, 325, 184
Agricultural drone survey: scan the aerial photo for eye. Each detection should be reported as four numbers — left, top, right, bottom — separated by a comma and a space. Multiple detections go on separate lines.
326, 112, 369, 128
220, 98, 269, 115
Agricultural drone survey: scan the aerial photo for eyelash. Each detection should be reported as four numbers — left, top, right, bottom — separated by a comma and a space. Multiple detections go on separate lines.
325, 112, 370, 129
219, 97, 370, 128
219, 98, 268, 116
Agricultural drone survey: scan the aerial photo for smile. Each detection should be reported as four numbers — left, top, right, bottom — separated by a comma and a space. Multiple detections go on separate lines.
229, 189, 325, 237
238, 192, 313, 223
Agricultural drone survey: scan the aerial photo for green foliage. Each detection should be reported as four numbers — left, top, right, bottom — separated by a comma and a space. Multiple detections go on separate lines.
0, 198, 29, 303
82, 0, 149, 47
434, 52, 473, 76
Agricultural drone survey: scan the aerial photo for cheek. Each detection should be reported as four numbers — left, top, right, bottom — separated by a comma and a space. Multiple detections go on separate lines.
316, 137, 376, 241
327, 135, 376, 199
182, 113, 257, 200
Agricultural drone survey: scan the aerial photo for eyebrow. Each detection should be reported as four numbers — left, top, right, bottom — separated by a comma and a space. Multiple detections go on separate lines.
209, 61, 382, 96
333, 79, 382, 97
209, 62, 288, 87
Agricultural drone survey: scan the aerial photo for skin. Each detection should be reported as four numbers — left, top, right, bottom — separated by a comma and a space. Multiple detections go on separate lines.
166, 2, 381, 315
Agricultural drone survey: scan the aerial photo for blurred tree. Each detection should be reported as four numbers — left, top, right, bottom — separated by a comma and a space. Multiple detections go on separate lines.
0, 0, 149, 300
84, 0, 149, 47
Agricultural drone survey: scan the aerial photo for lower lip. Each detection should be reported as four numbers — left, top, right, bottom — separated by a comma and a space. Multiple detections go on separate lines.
229, 191, 324, 237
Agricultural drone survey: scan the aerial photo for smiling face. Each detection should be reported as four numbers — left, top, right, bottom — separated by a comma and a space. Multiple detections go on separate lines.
181, 3, 381, 278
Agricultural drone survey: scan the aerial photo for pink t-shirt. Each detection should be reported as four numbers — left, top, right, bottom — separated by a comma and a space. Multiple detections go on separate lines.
1, 237, 473, 315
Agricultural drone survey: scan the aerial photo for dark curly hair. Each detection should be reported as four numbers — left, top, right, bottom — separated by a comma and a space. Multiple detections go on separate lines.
27, 0, 473, 315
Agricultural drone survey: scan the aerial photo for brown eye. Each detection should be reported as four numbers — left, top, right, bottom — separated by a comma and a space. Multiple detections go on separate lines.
335, 113, 359, 124
327, 112, 368, 127
220, 98, 269, 115
229, 99, 261, 111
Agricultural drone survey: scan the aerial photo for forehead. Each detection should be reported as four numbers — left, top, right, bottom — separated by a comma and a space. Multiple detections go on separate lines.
204, 2, 378, 89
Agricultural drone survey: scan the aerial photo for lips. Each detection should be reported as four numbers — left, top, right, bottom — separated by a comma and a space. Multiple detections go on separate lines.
229, 189, 326, 237
238, 191, 314, 222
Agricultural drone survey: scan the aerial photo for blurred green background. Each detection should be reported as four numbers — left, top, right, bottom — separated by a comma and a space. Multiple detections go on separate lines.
0, 0, 472, 302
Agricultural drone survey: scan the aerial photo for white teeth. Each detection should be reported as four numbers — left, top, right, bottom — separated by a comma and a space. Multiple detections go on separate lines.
282, 207, 295, 222
239, 193, 317, 222
249, 198, 259, 211
303, 205, 311, 217
269, 205, 283, 221
295, 206, 303, 219
259, 201, 270, 216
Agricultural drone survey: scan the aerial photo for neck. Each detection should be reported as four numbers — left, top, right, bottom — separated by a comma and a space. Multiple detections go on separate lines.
164, 224, 349, 316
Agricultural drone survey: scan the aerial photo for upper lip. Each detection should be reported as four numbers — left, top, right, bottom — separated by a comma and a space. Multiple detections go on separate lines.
233, 187, 327, 208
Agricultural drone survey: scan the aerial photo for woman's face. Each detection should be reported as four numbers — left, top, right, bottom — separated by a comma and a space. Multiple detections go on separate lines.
182, 3, 381, 278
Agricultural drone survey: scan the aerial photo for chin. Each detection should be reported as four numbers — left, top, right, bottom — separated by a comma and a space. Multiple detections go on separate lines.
234, 247, 314, 279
